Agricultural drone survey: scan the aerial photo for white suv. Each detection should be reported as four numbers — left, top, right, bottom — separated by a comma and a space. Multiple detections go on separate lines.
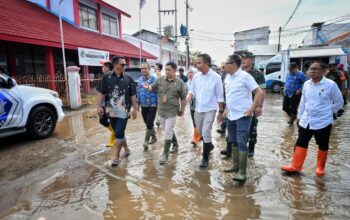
0, 74, 65, 139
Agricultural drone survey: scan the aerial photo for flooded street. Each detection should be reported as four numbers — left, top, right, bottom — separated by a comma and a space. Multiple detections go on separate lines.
1, 93, 350, 219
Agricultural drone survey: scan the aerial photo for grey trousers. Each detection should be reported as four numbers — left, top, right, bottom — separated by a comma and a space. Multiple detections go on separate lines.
159, 116, 177, 140
194, 111, 216, 143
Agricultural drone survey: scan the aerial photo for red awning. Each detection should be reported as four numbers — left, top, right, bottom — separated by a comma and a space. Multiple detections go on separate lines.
0, 0, 156, 60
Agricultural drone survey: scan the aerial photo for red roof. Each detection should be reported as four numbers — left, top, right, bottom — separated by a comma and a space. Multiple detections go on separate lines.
0, 0, 156, 59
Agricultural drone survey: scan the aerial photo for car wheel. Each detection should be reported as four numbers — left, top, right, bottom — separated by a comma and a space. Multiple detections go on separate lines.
26, 106, 56, 139
272, 82, 282, 93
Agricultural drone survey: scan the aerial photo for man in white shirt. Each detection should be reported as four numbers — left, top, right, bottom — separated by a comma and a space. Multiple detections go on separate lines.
281, 61, 343, 176
223, 54, 264, 181
187, 54, 225, 168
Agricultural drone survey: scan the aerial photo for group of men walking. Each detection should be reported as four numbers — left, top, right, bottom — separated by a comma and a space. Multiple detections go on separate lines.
96, 50, 345, 182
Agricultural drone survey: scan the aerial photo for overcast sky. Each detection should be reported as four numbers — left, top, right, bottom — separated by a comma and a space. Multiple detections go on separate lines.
105, 0, 350, 64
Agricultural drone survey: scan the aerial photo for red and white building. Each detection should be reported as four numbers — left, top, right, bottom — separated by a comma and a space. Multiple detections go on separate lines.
0, 0, 155, 95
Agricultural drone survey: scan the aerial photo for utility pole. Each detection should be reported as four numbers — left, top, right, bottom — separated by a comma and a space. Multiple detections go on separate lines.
59, 0, 69, 107
278, 26, 282, 52
158, 0, 163, 65
185, 0, 190, 69
159, 1, 178, 65
174, 0, 178, 65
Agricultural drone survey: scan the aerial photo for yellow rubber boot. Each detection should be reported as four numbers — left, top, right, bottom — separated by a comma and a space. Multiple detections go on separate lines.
106, 125, 115, 147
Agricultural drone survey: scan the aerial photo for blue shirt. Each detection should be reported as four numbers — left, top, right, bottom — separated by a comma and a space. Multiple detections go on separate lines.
179, 74, 188, 83
284, 70, 307, 97
137, 75, 158, 107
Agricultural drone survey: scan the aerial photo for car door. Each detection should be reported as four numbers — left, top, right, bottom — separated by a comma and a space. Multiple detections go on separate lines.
0, 76, 23, 130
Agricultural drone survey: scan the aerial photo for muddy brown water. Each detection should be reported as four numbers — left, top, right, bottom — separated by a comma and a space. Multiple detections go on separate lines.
1, 93, 350, 219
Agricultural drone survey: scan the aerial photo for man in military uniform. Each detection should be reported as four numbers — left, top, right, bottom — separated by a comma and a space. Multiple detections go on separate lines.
240, 51, 266, 157
326, 63, 345, 117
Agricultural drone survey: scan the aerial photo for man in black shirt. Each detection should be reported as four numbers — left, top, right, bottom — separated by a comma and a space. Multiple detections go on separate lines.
97, 56, 138, 167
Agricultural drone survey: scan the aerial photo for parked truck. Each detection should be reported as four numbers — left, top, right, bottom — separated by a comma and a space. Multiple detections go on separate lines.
263, 46, 348, 93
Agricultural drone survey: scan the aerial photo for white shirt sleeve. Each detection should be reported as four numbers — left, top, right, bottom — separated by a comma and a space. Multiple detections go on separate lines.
331, 82, 344, 113
215, 75, 224, 102
188, 75, 196, 97
245, 73, 259, 92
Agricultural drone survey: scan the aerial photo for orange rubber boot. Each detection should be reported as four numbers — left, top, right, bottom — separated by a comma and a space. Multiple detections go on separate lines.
191, 128, 200, 144
281, 146, 308, 173
315, 149, 328, 176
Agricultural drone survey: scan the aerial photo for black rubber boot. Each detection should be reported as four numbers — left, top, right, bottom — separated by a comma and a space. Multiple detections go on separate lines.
289, 113, 296, 128
220, 141, 232, 157
200, 143, 210, 168
248, 142, 255, 157
169, 134, 179, 153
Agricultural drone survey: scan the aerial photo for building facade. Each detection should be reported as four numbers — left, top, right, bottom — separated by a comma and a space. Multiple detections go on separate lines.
0, 0, 155, 98
234, 26, 270, 52
131, 29, 188, 68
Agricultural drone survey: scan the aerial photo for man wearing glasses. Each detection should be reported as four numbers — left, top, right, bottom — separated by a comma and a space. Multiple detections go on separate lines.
143, 62, 187, 165
281, 61, 343, 176
96, 56, 138, 167
223, 54, 264, 182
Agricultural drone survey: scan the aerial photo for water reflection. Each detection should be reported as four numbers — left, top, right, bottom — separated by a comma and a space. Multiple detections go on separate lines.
1, 94, 350, 219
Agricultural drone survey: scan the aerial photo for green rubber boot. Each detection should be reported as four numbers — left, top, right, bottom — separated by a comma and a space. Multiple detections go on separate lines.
159, 140, 172, 164
149, 128, 157, 144
225, 146, 239, 173
169, 134, 179, 153
233, 151, 248, 181
143, 129, 152, 150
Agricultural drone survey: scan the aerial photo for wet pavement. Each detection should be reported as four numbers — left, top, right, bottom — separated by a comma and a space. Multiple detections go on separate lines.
1, 93, 350, 219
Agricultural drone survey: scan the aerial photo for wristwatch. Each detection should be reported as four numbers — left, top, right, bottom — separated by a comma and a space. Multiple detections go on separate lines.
219, 110, 224, 113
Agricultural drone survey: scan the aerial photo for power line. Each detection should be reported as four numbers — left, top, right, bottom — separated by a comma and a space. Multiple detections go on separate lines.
189, 12, 350, 37
283, 0, 303, 28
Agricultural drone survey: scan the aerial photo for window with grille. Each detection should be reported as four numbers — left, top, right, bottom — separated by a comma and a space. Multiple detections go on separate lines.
79, 3, 98, 30
102, 13, 119, 37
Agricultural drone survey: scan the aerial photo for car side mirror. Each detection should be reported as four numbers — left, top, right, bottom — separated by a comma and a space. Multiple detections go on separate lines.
7, 78, 15, 89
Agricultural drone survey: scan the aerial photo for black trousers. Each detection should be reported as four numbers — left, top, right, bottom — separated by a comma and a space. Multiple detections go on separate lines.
141, 106, 157, 130
283, 94, 301, 116
296, 124, 332, 151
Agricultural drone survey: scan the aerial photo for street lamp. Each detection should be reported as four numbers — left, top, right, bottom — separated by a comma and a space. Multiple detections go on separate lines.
59, 0, 70, 108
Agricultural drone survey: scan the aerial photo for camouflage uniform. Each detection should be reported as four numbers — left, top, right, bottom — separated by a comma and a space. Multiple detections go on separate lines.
326, 70, 342, 89
247, 68, 266, 146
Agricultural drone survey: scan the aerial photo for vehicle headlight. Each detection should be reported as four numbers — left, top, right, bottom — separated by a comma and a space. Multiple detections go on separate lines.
50, 91, 59, 98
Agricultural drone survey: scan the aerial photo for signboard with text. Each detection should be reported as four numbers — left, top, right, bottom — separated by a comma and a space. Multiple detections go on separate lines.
78, 47, 109, 66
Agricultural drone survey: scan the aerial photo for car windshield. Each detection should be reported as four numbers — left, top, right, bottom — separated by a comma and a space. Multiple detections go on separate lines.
125, 68, 142, 82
